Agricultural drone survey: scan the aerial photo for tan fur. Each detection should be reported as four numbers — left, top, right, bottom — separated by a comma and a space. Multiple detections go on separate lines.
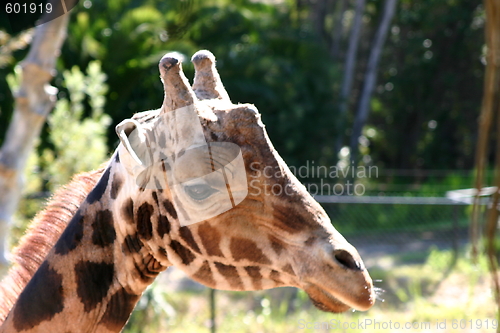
0, 169, 103, 324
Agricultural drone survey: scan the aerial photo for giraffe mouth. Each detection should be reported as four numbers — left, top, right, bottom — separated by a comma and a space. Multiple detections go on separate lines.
304, 283, 374, 313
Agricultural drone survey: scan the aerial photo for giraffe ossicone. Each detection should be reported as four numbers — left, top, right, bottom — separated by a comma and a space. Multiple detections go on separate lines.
0, 50, 375, 333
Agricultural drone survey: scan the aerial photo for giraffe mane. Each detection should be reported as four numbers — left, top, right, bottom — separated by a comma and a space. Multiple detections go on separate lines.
0, 168, 104, 324
0, 110, 159, 325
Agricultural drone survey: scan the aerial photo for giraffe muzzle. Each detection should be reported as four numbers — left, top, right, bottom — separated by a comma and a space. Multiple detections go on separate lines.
291, 233, 375, 312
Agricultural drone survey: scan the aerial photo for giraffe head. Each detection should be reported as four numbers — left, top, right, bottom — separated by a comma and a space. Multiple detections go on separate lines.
114, 50, 374, 313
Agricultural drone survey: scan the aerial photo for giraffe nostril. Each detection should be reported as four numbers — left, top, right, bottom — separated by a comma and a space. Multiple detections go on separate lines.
333, 249, 364, 271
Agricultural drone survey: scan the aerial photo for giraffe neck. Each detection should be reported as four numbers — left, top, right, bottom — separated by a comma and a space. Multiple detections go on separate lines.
0, 155, 167, 333
0, 170, 101, 326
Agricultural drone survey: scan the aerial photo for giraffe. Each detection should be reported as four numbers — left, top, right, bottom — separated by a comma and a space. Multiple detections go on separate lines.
0, 50, 375, 333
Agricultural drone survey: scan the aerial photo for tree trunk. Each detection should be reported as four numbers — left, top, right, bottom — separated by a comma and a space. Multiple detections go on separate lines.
349, 0, 397, 169
473, 0, 500, 325
310, 0, 329, 40
0, 14, 71, 268
330, 0, 348, 59
335, 0, 366, 155
472, 0, 500, 259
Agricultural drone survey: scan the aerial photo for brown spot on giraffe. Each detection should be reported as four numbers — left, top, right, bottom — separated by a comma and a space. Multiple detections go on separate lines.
179, 227, 201, 254
192, 261, 215, 286
99, 288, 140, 331
86, 167, 111, 204
75, 261, 115, 312
230, 237, 271, 265
136, 203, 154, 240
305, 236, 316, 246
272, 203, 309, 233
122, 233, 143, 254
110, 173, 123, 200
269, 270, 282, 284
268, 235, 285, 256
91, 210, 116, 247
161, 160, 171, 173
198, 222, 224, 257
157, 246, 169, 261
169, 240, 195, 266
214, 262, 243, 289
151, 191, 159, 205
244, 266, 262, 289
12, 262, 64, 331
54, 210, 84, 255
157, 214, 171, 238
122, 198, 134, 225
282, 263, 295, 275
162, 199, 177, 220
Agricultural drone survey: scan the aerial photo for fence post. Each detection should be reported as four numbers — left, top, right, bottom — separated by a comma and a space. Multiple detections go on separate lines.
210, 288, 216, 333
452, 205, 459, 257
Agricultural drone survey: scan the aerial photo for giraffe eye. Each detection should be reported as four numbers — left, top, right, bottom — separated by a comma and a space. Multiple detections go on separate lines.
184, 184, 218, 201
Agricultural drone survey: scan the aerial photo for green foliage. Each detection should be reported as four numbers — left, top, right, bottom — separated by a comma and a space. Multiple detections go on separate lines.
8, 61, 111, 242
0, 0, 488, 195
0, 0, 487, 174
124, 281, 175, 333
329, 202, 471, 236
40, 61, 111, 191
371, 0, 483, 169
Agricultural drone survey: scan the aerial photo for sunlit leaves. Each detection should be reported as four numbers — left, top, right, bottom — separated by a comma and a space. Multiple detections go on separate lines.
40, 61, 111, 190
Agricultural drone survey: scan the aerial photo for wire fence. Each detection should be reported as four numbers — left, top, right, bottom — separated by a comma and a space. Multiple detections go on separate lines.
315, 190, 491, 259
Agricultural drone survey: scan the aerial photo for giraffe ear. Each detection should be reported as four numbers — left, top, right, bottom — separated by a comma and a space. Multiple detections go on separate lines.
115, 119, 150, 170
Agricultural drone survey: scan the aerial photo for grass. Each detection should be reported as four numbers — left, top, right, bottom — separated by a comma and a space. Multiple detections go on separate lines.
124, 246, 497, 333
